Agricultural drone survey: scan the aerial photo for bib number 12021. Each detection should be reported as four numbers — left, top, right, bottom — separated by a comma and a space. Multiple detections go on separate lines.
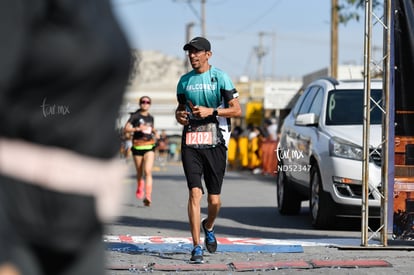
186, 132, 213, 145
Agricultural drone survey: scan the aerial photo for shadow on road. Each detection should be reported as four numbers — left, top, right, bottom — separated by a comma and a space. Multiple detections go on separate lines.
118, 163, 380, 241
113, 206, 379, 241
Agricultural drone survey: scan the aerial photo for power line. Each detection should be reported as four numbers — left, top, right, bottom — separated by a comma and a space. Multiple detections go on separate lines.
174, 0, 206, 36
233, 0, 282, 35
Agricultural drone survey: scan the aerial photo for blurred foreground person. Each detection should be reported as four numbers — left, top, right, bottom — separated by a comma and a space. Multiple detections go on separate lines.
0, 1, 131, 274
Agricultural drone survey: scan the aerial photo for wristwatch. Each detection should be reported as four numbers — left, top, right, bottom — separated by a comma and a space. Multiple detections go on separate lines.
212, 108, 218, 116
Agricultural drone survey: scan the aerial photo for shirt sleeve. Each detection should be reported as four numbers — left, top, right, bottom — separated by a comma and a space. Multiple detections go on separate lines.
176, 78, 187, 105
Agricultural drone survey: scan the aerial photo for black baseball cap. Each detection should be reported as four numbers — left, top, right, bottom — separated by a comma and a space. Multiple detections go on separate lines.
183, 37, 211, 51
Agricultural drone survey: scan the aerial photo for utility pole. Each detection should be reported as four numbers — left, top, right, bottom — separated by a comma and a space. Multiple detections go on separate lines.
331, 0, 339, 78
254, 32, 268, 81
271, 32, 276, 80
174, 0, 206, 37
185, 22, 195, 71
201, 0, 206, 37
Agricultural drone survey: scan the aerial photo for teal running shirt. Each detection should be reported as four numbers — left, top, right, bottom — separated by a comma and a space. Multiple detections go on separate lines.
176, 66, 239, 147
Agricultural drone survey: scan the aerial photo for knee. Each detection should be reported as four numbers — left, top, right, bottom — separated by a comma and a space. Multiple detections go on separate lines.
144, 169, 153, 177
208, 195, 221, 207
189, 187, 202, 200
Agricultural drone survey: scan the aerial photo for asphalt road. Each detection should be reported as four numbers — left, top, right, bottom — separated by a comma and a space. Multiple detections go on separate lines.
104, 158, 414, 274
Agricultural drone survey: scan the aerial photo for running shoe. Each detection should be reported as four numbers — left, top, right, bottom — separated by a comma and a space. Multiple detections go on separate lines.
202, 218, 217, 253
143, 198, 151, 207
189, 245, 204, 264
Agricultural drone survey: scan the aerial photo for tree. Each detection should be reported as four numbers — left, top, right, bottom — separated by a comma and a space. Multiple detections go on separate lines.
330, 0, 383, 77
338, 0, 382, 24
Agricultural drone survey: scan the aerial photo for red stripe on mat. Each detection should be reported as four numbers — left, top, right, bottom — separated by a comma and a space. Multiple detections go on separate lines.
232, 260, 311, 271
118, 235, 133, 242
152, 263, 229, 271
311, 259, 392, 268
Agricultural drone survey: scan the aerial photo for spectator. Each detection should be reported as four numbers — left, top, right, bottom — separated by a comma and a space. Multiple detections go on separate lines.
248, 126, 263, 173
265, 118, 278, 141
157, 129, 169, 165
168, 142, 178, 161
262, 118, 279, 176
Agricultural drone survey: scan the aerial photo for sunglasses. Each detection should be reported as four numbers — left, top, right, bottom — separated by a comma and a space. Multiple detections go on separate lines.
140, 100, 151, 104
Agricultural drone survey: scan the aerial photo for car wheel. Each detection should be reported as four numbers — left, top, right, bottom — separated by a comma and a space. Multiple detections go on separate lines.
276, 162, 301, 215
309, 165, 334, 229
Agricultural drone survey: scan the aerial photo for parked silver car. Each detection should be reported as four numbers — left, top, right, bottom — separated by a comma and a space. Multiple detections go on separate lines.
276, 77, 383, 228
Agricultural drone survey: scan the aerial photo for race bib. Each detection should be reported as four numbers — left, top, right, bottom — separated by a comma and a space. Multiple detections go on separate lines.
185, 122, 219, 148
186, 131, 213, 145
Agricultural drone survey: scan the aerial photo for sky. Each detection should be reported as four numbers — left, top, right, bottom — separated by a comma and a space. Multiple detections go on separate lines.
110, 0, 384, 80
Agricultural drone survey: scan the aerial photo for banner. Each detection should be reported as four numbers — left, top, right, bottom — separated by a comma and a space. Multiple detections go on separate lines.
393, 0, 414, 239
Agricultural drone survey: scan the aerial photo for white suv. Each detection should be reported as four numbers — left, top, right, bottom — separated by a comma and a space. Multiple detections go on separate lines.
276, 77, 383, 228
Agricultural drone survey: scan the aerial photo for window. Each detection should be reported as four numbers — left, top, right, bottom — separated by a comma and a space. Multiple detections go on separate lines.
291, 90, 308, 117
297, 86, 319, 115
308, 87, 323, 115
326, 89, 382, 125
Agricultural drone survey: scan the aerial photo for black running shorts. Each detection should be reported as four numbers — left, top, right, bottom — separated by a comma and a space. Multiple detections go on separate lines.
181, 144, 227, 194
131, 147, 155, 156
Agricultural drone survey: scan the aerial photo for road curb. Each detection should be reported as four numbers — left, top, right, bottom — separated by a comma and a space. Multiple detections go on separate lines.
107, 259, 391, 272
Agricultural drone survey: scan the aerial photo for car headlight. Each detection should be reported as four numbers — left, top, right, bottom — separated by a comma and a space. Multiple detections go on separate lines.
329, 137, 363, 161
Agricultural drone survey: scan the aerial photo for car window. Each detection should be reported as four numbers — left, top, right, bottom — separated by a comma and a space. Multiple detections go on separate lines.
297, 86, 319, 115
326, 89, 382, 125
308, 87, 324, 115
291, 90, 308, 117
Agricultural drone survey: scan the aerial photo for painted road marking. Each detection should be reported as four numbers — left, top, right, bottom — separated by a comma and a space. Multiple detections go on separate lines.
103, 235, 374, 247
106, 242, 304, 254
105, 235, 390, 272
